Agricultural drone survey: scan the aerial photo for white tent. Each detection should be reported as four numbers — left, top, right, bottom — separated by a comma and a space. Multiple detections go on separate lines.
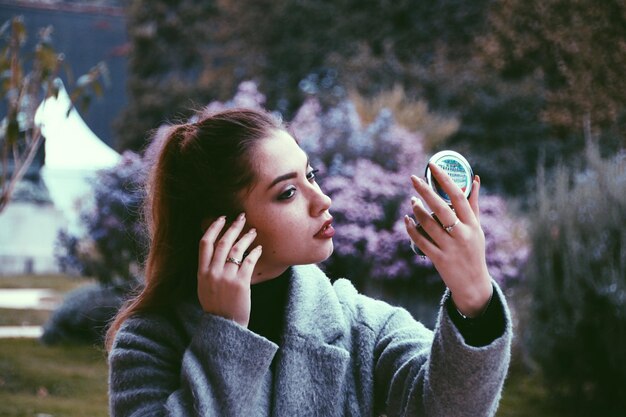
0, 81, 120, 275
35, 81, 120, 219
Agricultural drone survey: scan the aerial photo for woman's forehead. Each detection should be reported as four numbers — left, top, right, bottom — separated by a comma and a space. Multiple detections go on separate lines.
252, 131, 307, 180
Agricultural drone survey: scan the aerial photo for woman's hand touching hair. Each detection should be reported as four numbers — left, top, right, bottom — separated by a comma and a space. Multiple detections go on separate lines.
197, 213, 262, 327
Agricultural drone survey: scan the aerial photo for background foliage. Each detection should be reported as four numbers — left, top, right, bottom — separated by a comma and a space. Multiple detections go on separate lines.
525, 141, 626, 415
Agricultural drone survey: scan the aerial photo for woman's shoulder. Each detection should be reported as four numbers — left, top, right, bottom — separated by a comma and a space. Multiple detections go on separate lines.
113, 301, 199, 353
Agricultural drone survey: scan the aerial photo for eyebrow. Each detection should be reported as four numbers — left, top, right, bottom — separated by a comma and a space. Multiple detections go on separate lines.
267, 157, 310, 190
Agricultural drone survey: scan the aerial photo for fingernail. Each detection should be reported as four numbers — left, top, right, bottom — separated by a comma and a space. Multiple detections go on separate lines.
255, 245, 263, 252
238, 212, 245, 221
218, 216, 226, 223
411, 197, 424, 208
248, 228, 256, 234
411, 175, 423, 184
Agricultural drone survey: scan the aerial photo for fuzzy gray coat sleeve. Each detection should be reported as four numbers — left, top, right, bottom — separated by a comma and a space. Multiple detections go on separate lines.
373, 283, 512, 417
108, 313, 278, 416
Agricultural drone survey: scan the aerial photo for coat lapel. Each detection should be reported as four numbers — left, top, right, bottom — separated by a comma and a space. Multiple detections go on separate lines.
272, 265, 351, 417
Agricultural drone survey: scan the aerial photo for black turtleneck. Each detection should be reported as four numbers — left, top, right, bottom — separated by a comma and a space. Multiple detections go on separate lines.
247, 268, 291, 346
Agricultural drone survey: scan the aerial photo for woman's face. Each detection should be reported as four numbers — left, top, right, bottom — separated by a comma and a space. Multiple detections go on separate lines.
240, 130, 334, 282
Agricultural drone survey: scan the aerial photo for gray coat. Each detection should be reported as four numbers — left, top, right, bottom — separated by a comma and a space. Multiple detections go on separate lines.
108, 264, 512, 416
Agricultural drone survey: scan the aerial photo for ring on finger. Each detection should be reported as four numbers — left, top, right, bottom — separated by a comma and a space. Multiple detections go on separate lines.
443, 219, 460, 234
225, 257, 242, 266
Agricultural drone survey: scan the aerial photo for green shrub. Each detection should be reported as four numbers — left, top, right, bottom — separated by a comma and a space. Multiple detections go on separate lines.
525, 142, 626, 415
41, 284, 124, 346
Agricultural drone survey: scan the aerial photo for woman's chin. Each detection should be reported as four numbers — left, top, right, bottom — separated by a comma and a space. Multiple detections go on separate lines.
316, 241, 334, 263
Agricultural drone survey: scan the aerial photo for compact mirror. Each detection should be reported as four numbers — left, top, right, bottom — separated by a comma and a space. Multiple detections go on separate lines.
424, 150, 473, 204
410, 150, 474, 257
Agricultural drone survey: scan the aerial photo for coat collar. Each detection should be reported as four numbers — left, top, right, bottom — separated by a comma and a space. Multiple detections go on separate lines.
282, 264, 348, 346
273, 264, 352, 416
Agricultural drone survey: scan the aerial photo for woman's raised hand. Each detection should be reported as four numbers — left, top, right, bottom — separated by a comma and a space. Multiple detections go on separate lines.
197, 213, 262, 327
404, 163, 493, 318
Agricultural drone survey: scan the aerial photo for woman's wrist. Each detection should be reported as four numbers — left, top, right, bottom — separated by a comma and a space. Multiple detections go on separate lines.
450, 277, 494, 318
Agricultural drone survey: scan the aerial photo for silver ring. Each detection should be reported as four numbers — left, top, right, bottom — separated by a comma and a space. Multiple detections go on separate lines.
225, 257, 242, 266
443, 219, 460, 233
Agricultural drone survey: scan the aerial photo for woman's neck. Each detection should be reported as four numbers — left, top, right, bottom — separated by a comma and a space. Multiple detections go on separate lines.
251, 263, 290, 284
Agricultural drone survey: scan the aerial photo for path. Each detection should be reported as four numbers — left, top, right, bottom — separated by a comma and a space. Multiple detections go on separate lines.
0, 288, 61, 338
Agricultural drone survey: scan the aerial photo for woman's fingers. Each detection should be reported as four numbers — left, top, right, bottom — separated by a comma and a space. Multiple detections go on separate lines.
238, 245, 263, 282
211, 212, 247, 267
196, 212, 259, 327
224, 228, 258, 271
410, 175, 458, 237
468, 175, 481, 222
198, 216, 226, 275
404, 213, 439, 258
425, 162, 475, 225
406, 167, 492, 316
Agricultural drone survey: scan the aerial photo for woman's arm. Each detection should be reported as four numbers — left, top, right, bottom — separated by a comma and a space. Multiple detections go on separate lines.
373, 283, 512, 417
373, 160, 512, 416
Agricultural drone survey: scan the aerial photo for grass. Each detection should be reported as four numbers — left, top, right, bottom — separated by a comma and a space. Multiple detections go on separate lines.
0, 338, 108, 417
498, 366, 569, 417
0, 274, 108, 416
0, 308, 51, 326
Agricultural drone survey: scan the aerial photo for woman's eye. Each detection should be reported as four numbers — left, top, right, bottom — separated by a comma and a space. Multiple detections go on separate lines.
306, 169, 319, 182
278, 187, 296, 201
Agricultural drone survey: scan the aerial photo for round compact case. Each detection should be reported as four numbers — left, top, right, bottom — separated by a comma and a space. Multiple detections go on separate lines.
425, 150, 473, 205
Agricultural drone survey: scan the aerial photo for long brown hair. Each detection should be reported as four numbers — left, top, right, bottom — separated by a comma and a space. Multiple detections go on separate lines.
105, 108, 285, 351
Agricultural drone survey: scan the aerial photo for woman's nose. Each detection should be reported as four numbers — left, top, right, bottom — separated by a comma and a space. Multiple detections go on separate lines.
310, 186, 332, 216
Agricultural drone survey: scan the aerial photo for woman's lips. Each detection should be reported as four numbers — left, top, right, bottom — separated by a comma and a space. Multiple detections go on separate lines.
314, 220, 335, 238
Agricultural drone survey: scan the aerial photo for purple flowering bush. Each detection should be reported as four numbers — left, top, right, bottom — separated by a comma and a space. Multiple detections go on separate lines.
56, 151, 147, 288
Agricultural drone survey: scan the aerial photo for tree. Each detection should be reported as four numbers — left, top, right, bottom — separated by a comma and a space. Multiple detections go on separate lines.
118, 0, 494, 150
123, 0, 610, 194
217, 0, 493, 113
0, 16, 108, 213
115, 0, 225, 151
480, 0, 626, 148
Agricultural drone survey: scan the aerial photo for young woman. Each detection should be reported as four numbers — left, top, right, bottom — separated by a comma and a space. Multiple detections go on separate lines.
107, 107, 512, 417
